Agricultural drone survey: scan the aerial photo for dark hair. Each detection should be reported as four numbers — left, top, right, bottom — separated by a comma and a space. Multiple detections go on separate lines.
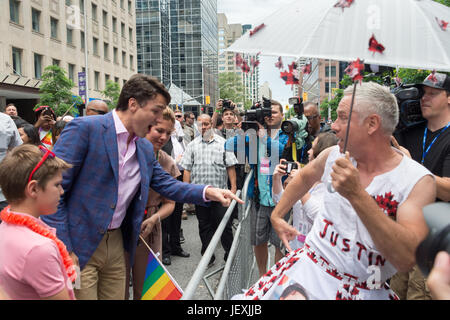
280, 283, 309, 300
12, 116, 29, 128
184, 111, 194, 121
313, 131, 339, 158
18, 123, 41, 146
116, 74, 171, 111
52, 120, 67, 145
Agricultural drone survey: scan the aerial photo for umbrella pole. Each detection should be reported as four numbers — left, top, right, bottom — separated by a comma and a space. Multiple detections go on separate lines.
343, 83, 357, 154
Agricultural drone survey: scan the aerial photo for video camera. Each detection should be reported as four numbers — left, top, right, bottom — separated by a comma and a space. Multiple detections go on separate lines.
416, 202, 450, 277
281, 97, 306, 135
281, 160, 298, 174
240, 97, 272, 132
392, 84, 426, 132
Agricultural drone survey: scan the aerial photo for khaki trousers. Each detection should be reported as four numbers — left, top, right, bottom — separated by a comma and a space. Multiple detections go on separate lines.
390, 265, 432, 300
74, 229, 126, 300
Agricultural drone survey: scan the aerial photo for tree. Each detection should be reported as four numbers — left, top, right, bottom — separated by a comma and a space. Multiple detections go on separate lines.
102, 80, 121, 110
36, 65, 80, 117
218, 72, 250, 108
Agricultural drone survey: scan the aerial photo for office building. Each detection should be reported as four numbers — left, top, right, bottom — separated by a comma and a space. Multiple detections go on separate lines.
1, 0, 137, 120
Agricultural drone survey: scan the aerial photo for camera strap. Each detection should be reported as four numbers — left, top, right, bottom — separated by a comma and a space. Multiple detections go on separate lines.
421, 122, 450, 164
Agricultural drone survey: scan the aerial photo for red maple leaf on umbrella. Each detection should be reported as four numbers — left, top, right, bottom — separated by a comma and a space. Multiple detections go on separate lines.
241, 60, 251, 73
249, 23, 265, 36
301, 62, 312, 75
436, 17, 449, 31
344, 58, 364, 83
334, 0, 354, 10
368, 35, 385, 54
235, 53, 244, 67
280, 61, 300, 86
275, 56, 284, 70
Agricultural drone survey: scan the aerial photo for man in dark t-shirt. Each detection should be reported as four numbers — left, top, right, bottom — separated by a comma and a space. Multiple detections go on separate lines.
392, 71, 450, 301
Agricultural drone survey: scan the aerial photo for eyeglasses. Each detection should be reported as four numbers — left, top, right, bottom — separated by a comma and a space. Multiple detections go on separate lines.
175, 115, 183, 118
89, 108, 107, 115
306, 114, 320, 121
28, 146, 56, 183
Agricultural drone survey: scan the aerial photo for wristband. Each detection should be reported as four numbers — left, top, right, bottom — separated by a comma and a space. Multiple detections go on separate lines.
215, 109, 222, 114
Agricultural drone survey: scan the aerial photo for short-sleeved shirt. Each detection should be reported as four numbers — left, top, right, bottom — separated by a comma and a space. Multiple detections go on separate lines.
0, 211, 75, 300
0, 113, 22, 201
395, 121, 450, 178
180, 134, 238, 189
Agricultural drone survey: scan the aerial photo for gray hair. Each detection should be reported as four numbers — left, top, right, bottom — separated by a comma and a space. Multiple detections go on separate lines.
344, 82, 399, 135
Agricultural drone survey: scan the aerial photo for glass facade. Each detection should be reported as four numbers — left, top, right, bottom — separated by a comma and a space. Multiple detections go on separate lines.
136, 0, 218, 106
136, 0, 171, 87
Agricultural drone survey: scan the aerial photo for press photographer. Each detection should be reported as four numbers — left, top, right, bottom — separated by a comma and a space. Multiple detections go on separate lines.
212, 99, 242, 139
225, 99, 289, 277
280, 97, 309, 165
391, 71, 450, 300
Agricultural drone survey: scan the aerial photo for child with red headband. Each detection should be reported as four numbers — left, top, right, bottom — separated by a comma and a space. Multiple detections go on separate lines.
0, 144, 76, 300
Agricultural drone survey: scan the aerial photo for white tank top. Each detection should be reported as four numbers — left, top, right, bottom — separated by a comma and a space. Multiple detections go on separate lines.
306, 146, 432, 283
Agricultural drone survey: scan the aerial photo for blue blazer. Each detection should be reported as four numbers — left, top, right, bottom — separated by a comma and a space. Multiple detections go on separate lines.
42, 113, 206, 269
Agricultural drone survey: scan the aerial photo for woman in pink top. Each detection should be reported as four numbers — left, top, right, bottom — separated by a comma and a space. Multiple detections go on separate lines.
0, 144, 76, 300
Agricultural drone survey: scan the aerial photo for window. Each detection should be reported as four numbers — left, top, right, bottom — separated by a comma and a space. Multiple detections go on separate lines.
9, 0, 20, 24
79, 0, 84, 13
104, 42, 109, 60
113, 47, 118, 63
325, 66, 336, 77
67, 27, 73, 44
80, 31, 85, 49
94, 71, 100, 90
93, 37, 99, 55
325, 82, 337, 93
12, 47, 22, 76
121, 22, 125, 37
34, 53, 43, 79
120, 0, 124, 9
52, 59, 60, 66
102, 10, 108, 27
105, 73, 110, 83
129, 55, 133, 69
68, 63, 75, 83
91, 3, 97, 21
112, 17, 117, 33
122, 51, 126, 66
65, 0, 72, 6
129, 27, 133, 41
50, 17, 59, 39
31, 8, 41, 32
128, 0, 132, 13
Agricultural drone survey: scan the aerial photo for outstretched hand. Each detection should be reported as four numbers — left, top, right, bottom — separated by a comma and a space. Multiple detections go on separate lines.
271, 215, 300, 253
205, 187, 244, 207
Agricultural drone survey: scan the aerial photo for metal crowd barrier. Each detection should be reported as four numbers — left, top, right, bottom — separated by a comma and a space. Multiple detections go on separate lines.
181, 170, 255, 300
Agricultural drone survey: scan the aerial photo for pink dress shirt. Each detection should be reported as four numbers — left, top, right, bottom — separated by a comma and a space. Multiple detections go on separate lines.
108, 110, 141, 229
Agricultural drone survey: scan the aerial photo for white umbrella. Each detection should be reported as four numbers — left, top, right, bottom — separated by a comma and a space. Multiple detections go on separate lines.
226, 0, 450, 71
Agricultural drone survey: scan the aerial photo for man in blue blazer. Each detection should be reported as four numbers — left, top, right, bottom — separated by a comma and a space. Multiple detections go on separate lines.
42, 74, 241, 300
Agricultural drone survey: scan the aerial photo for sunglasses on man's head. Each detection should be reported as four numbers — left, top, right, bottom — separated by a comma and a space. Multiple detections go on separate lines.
89, 108, 107, 115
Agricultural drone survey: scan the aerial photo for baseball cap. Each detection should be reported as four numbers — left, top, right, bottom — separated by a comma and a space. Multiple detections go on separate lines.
421, 72, 450, 91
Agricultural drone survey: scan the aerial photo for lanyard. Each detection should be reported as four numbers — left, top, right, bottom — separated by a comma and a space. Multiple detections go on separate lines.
421, 122, 450, 164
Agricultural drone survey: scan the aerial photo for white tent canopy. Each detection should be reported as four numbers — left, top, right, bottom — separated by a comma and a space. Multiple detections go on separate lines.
168, 83, 201, 106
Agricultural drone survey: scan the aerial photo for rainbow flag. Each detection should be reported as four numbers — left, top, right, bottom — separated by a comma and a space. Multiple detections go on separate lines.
141, 248, 183, 300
